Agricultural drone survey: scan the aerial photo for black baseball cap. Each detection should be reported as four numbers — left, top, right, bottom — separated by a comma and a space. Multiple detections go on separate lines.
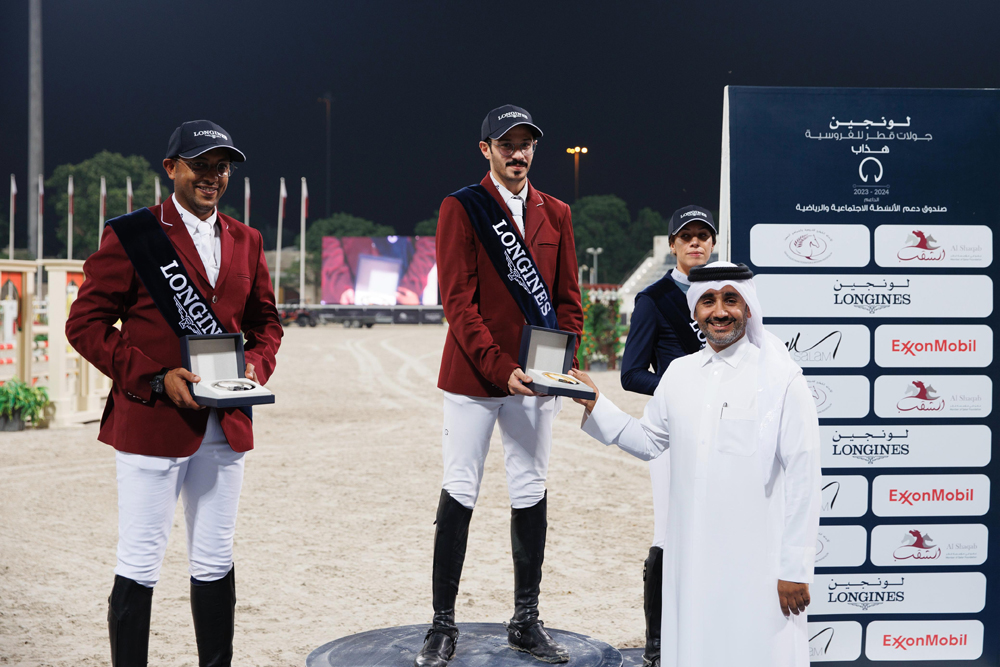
669, 205, 717, 237
481, 104, 544, 141
165, 120, 246, 162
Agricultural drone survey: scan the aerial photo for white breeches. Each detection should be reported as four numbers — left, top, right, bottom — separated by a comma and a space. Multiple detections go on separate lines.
649, 451, 670, 549
114, 436, 245, 588
441, 391, 561, 510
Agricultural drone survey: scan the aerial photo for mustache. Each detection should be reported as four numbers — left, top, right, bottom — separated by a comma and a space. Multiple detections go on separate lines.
506, 159, 528, 168
706, 316, 736, 325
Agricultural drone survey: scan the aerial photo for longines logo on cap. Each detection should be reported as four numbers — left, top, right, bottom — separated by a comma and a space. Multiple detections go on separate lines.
897, 230, 945, 261
497, 111, 528, 121
680, 209, 706, 219
897, 380, 945, 412
786, 228, 833, 263
192, 129, 228, 140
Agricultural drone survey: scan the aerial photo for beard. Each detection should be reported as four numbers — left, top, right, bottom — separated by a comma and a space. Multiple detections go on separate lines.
699, 314, 747, 348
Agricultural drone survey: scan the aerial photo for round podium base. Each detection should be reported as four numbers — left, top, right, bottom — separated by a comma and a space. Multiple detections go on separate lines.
617, 648, 645, 667
307, 623, 622, 667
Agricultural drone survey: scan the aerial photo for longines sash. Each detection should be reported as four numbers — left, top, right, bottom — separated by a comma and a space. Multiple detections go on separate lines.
640, 275, 704, 355
106, 209, 227, 338
450, 185, 559, 329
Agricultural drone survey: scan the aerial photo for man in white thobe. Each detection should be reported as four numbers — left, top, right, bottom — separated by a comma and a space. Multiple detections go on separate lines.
570, 262, 822, 667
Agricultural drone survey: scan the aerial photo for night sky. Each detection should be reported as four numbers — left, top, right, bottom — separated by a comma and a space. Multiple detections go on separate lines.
2, 0, 999, 247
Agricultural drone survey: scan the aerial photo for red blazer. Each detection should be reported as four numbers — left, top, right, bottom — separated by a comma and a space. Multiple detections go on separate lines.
66, 197, 283, 457
437, 174, 584, 397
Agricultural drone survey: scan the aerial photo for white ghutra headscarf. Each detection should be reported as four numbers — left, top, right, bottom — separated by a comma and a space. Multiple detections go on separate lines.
686, 261, 803, 486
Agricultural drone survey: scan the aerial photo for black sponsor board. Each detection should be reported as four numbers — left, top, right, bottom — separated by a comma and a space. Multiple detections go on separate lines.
724, 87, 999, 665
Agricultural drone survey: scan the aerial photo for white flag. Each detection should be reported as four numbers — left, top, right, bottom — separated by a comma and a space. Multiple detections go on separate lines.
301, 177, 309, 219
243, 176, 250, 224
10, 174, 16, 199
126, 177, 133, 214
68, 175, 74, 214
154, 177, 161, 206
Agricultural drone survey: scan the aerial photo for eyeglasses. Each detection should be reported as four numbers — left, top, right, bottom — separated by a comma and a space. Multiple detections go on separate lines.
490, 140, 537, 158
175, 157, 236, 178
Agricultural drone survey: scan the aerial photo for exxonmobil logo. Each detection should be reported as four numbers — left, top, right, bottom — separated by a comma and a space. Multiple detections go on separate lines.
873, 474, 990, 517
875, 325, 993, 368
865, 620, 984, 660
893, 339, 976, 355
889, 487, 974, 506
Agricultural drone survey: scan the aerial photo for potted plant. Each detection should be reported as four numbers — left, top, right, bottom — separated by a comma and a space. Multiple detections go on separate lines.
0, 378, 51, 431
576, 290, 627, 371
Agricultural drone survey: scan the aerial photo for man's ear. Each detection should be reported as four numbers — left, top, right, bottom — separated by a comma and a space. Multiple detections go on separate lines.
162, 159, 177, 181
479, 141, 491, 160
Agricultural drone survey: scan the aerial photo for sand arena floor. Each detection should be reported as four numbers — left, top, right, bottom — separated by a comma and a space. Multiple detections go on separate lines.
0, 325, 655, 666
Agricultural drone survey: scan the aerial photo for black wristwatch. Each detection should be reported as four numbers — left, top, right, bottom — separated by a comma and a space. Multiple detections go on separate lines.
150, 370, 167, 395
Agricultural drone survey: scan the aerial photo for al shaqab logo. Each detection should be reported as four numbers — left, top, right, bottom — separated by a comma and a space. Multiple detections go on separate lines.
893, 530, 942, 562
896, 380, 945, 413
898, 230, 946, 262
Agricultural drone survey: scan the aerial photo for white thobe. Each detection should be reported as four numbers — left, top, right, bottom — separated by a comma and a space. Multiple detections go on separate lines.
582, 335, 822, 667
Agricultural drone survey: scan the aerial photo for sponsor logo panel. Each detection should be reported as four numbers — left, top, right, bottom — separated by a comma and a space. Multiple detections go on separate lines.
811, 572, 986, 615
755, 274, 993, 318
875, 325, 993, 368
821, 475, 869, 518
766, 324, 870, 368
820, 425, 991, 468
815, 525, 868, 568
807, 375, 870, 418
865, 620, 984, 661
875, 224, 993, 268
874, 375, 992, 418
872, 474, 990, 517
808, 621, 862, 662
871, 524, 988, 566
750, 224, 871, 267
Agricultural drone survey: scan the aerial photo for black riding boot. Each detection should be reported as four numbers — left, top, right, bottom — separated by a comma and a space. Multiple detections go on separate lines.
507, 493, 569, 664
190, 566, 236, 667
108, 575, 153, 667
415, 490, 473, 667
643, 547, 663, 667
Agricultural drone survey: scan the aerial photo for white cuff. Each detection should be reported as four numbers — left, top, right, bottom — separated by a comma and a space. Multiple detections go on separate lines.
581, 393, 628, 446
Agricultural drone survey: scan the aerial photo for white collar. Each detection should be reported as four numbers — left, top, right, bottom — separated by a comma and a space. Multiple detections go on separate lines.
670, 268, 690, 285
490, 172, 529, 204
699, 333, 752, 368
172, 193, 218, 232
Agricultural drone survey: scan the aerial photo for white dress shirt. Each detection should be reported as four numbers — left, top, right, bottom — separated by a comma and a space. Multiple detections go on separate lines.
171, 195, 227, 446
490, 173, 528, 236
173, 194, 221, 288
581, 334, 821, 667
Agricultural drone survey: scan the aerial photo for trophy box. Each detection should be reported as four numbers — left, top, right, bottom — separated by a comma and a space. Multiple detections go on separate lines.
180, 333, 275, 408
517, 325, 596, 400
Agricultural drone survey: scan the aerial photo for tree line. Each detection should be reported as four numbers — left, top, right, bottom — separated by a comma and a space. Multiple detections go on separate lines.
26, 152, 676, 285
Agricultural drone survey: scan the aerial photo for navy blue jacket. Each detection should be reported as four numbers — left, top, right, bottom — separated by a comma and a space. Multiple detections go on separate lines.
620, 273, 703, 396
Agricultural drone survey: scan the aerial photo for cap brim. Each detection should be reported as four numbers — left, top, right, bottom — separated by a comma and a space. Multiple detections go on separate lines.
178, 145, 247, 162
671, 219, 717, 235
489, 121, 544, 140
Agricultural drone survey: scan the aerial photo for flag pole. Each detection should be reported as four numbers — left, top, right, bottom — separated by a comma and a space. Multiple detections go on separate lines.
98, 176, 106, 252
9, 175, 16, 260
154, 176, 161, 206
126, 176, 133, 214
244, 177, 250, 224
67, 175, 74, 259
274, 177, 286, 302
299, 177, 308, 308
37, 174, 44, 260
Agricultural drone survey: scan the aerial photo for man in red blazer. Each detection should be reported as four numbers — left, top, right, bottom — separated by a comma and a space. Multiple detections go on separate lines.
66, 120, 282, 667
415, 105, 583, 667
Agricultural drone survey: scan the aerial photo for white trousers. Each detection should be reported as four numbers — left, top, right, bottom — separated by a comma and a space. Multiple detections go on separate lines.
441, 391, 561, 510
649, 452, 670, 549
114, 437, 245, 588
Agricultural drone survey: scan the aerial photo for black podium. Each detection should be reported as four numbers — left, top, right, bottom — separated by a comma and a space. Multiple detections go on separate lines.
307, 623, 623, 667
